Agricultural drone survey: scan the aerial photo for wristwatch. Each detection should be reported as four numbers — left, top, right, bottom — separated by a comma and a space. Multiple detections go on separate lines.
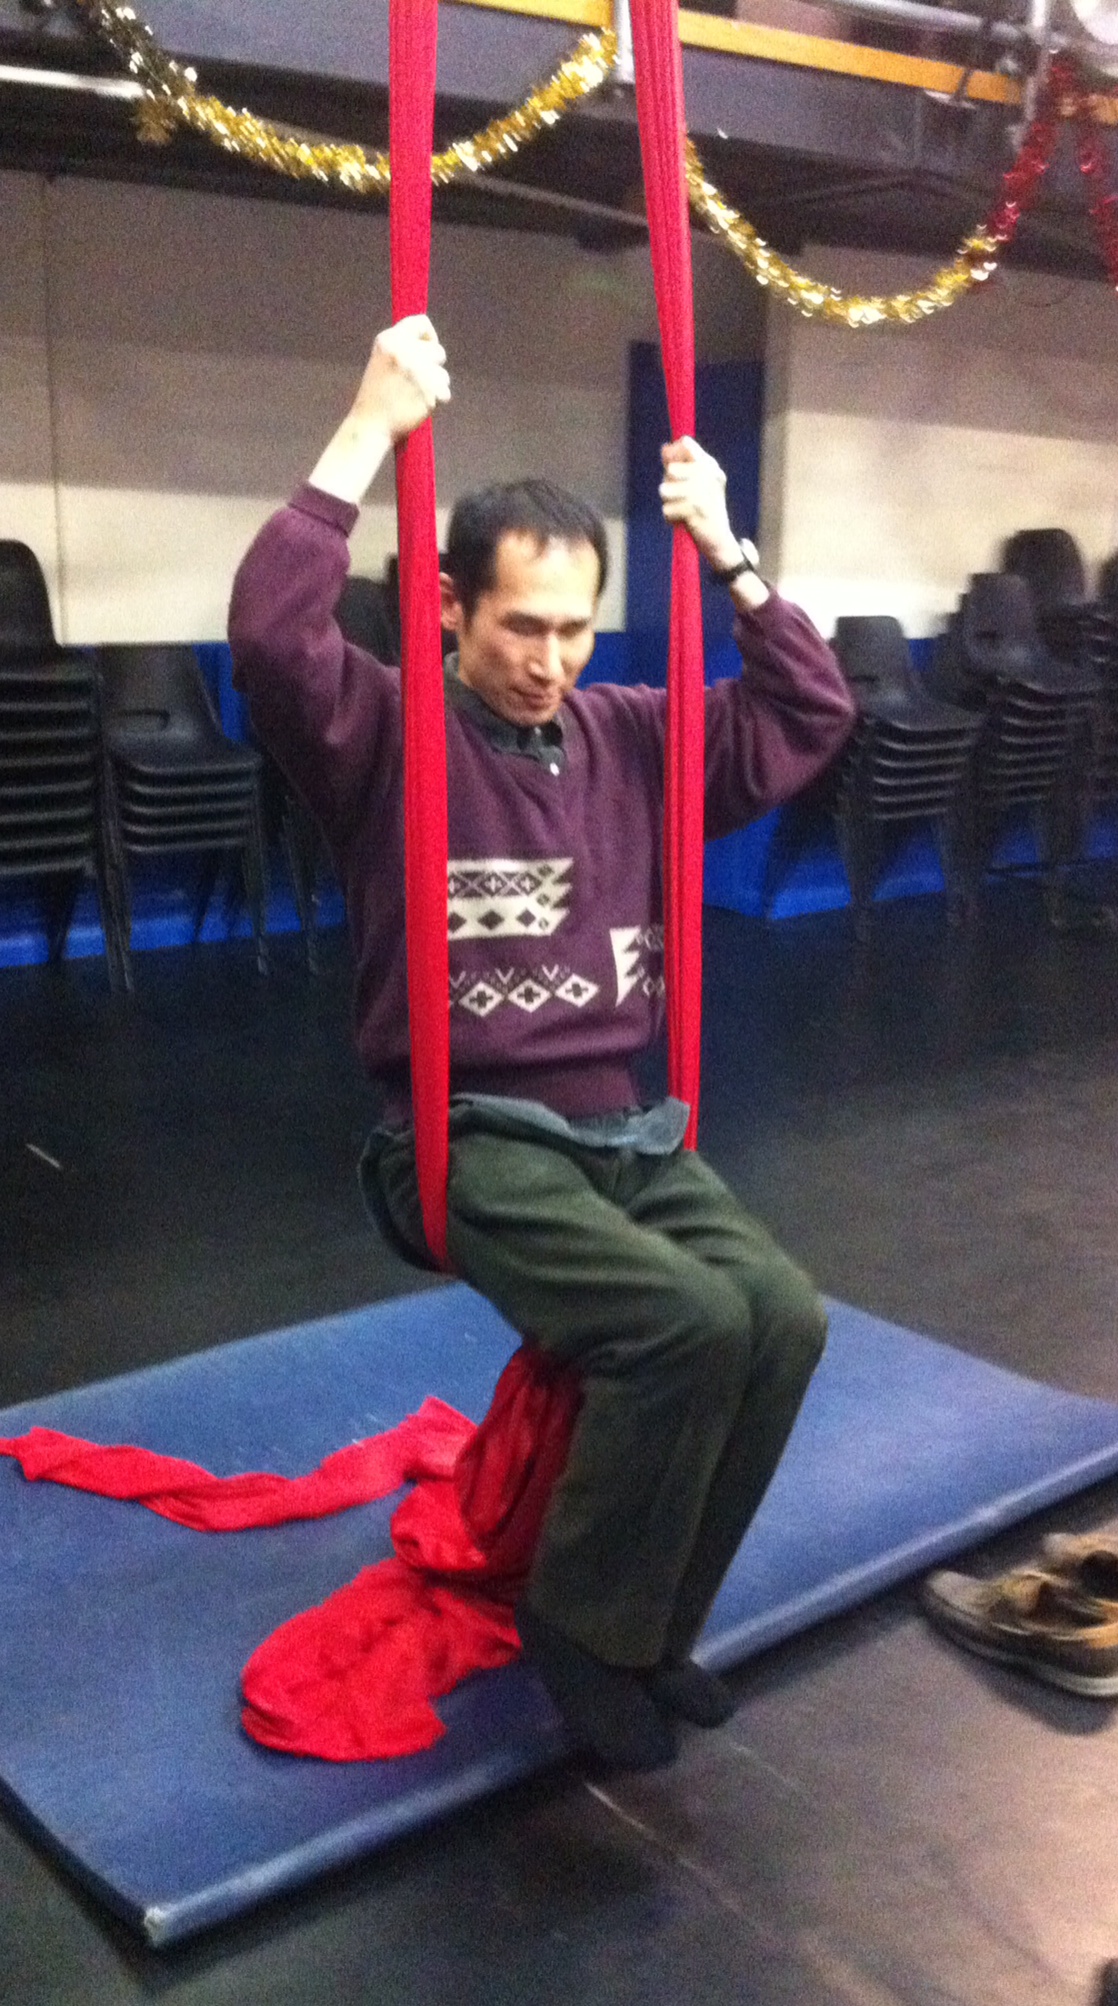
706, 537, 760, 586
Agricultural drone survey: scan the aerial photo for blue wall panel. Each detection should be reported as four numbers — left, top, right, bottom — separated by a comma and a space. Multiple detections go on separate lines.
625, 341, 763, 694
624, 345, 979, 920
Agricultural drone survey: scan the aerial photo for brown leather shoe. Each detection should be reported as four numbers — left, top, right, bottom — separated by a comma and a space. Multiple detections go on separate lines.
921, 1567, 1118, 1696
1040, 1531, 1118, 1604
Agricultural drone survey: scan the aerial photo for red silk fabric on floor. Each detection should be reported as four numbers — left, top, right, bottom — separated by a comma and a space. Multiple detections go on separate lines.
0, 1345, 582, 1762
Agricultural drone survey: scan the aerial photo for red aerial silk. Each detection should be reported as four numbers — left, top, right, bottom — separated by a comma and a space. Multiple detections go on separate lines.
0, 7, 715, 1773
389, 0, 705, 1249
0, 1346, 582, 1763
630, 0, 705, 1147
390, 0, 450, 1267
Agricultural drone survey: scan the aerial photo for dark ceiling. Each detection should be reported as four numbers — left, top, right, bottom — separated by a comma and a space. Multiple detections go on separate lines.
0, 0, 1111, 283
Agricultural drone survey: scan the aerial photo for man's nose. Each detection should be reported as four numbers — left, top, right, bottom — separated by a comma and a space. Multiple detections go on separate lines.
530, 633, 564, 682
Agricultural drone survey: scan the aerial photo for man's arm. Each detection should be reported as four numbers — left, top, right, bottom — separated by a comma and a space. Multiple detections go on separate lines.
657, 433, 855, 836
228, 317, 451, 837
308, 315, 450, 504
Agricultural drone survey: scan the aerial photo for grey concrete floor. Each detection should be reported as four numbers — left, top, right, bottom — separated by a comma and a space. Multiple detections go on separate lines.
2, 887, 1118, 2006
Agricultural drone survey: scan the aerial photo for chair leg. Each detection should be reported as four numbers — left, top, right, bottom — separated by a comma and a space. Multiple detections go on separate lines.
1040, 743, 1094, 928
193, 856, 222, 940
106, 855, 133, 994
94, 786, 133, 994
44, 873, 80, 967
93, 849, 132, 995
835, 806, 876, 944
937, 810, 972, 929
956, 785, 990, 917
246, 792, 270, 975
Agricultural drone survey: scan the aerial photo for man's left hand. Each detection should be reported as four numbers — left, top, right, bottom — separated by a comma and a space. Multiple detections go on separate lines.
659, 436, 743, 571
659, 436, 768, 610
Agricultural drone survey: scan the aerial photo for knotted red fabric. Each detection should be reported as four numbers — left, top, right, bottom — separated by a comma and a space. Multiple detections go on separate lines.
631, 0, 706, 1147
245, 1349, 581, 1759
390, 0, 450, 1267
0, 1399, 470, 1533
0, 1346, 581, 1762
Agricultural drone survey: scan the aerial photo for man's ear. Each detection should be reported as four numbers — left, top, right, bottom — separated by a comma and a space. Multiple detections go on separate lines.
439, 571, 464, 636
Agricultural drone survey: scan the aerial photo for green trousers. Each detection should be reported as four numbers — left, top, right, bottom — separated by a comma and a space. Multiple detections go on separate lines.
368, 1113, 826, 1667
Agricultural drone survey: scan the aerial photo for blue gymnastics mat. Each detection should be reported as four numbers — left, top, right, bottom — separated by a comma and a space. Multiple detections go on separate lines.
4, 1286, 1118, 1946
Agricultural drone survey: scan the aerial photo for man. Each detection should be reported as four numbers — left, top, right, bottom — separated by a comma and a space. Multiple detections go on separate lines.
229, 315, 854, 1771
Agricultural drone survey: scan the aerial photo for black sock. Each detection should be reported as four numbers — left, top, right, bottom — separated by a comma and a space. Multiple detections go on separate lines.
644, 1658, 735, 1728
516, 1602, 678, 1771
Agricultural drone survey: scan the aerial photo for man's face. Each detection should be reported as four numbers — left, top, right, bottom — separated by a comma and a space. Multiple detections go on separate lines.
441, 531, 600, 729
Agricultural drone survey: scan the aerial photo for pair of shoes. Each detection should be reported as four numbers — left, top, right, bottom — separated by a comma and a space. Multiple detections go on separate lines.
516, 1602, 679, 1771
1040, 1530, 1118, 1602
921, 1563, 1118, 1698
643, 1657, 736, 1729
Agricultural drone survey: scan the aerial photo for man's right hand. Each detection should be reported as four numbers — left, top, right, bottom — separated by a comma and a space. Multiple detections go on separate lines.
352, 316, 451, 444
309, 315, 451, 506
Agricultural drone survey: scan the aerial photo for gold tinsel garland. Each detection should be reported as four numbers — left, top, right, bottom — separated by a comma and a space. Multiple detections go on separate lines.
73, 2, 617, 192
684, 140, 1000, 326
70, 2, 1117, 329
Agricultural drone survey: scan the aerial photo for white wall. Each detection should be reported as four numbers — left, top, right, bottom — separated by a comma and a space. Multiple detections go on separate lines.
0, 170, 763, 644
13, 176, 1109, 654
0, 179, 59, 625
760, 244, 1118, 637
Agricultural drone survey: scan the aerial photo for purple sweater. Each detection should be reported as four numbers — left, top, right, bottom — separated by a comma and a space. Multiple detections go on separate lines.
229, 485, 854, 1119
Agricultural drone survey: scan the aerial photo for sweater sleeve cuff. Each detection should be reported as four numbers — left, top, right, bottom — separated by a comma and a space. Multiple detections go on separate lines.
290, 482, 361, 537
732, 590, 794, 646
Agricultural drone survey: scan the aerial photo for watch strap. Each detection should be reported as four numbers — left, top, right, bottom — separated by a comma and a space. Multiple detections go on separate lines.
707, 538, 758, 586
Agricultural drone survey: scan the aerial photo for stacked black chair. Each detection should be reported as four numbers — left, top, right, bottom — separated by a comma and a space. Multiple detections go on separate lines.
0, 540, 129, 985
1071, 546, 1118, 821
829, 616, 982, 939
1002, 528, 1091, 666
337, 566, 402, 666
934, 573, 1099, 919
0, 656, 130, 987
99, 644, 268, 974
0, 538, 78, 664
338, 556, 452, 666
1005, 529, 1118, 855
1093, 555, 1118, 816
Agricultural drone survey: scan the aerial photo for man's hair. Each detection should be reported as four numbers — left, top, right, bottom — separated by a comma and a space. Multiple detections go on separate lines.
444, 479, 609, 618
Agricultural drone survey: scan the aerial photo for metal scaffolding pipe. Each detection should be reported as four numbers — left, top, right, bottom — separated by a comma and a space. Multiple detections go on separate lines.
613, 0, 634, 86
767, 0, 1080, 54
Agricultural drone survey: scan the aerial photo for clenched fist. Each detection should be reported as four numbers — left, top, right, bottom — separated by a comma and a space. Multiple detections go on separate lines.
353, 315, 451, 444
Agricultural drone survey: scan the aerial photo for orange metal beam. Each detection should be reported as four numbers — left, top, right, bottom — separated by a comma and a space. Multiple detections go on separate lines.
446, 0, 1022, 106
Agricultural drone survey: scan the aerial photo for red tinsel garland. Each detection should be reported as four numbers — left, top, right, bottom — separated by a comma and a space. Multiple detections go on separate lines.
982, 70, 1062, 249
1067, 61, 1118, 290
967, 53, 1118, 299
